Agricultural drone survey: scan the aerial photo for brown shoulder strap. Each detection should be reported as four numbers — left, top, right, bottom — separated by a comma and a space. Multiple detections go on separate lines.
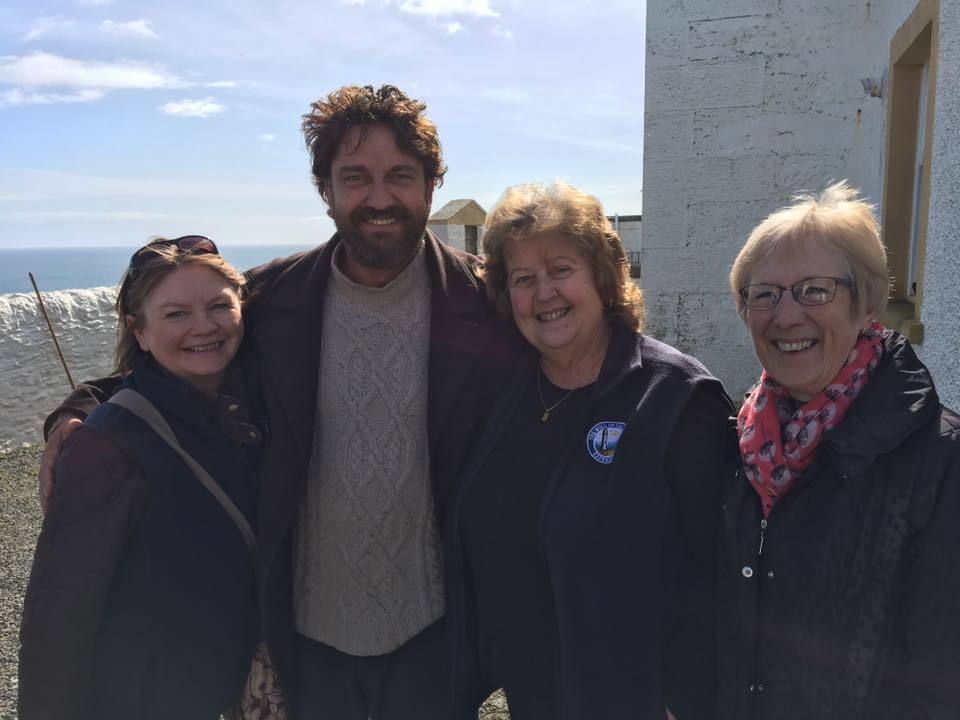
107, 388, 258, 561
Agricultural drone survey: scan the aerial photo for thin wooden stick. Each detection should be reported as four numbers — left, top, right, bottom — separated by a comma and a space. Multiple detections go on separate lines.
28, 272, 76, 390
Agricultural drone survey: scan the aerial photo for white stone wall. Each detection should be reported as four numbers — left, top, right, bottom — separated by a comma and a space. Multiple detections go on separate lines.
644, 0, 919, 398
0, 287, 117, 451
917, 2, 960, 412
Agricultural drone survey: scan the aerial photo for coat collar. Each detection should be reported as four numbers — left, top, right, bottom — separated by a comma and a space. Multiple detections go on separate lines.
422, 231, 504, 447
248, 242, 331, 469
591, 321, 644, 403
503, 321, 644, 406
822, 330, 940, 477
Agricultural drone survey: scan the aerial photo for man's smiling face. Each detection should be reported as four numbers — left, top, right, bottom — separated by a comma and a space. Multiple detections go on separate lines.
326, 122, 434, 284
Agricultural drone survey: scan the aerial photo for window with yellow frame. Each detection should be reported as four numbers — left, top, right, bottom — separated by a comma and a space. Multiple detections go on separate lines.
880, 0, 939, 345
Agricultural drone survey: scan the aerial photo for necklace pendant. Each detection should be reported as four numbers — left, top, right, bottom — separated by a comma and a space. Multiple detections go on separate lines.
541, 410, 550, 422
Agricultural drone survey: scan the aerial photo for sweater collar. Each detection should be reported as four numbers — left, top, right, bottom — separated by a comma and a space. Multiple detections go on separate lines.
328, 239, 429, 310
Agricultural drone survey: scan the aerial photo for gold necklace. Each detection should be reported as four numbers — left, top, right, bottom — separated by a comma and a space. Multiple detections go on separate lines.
537, 365, 577, 422
537, 339, 608, 421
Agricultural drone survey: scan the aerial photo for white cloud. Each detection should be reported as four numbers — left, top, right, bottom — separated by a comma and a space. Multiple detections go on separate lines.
0, 88, 105, 107
100, 19, 158, 39
22, 17, 77, 42
205, 80, 236, 88
398, 0, 498, 18
159, 97, 224, 118
445, 21, 464, 34
473, 85, 531, 104
0, 193, 53, 202
23, 17, 159, 43
492, 24, 512, 39
526, 127, 643, 156
0, 169, 311, 200
0, 52, 181, 89
259, 133, 275, 142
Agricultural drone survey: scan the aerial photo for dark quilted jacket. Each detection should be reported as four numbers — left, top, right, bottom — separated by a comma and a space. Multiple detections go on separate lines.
717, 331, 960, 720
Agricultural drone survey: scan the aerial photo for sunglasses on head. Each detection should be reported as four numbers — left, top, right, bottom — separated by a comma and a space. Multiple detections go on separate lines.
127, 235, 219, 278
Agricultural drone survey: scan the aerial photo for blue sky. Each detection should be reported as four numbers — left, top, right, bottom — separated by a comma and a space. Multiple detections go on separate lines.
0, 0, 645, 248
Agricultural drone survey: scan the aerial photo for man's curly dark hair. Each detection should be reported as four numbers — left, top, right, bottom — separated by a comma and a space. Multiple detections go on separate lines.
302, 85, 447, 203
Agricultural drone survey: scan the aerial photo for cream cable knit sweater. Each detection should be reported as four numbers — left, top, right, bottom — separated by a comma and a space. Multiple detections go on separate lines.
293, 243, 444, 655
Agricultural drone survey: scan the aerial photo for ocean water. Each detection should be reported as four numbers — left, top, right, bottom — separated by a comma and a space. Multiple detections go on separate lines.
0, 244, 317, 295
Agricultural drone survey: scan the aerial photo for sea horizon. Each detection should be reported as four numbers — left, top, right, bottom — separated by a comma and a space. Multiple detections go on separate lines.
0, 243, 317, 295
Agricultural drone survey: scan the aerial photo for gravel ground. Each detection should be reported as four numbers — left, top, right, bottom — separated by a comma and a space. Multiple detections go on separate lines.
0, 445, 509, 720
0, 445, 42, 720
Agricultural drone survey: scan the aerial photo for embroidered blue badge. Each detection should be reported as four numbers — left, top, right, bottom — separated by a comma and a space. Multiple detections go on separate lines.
586, 421, 625, 464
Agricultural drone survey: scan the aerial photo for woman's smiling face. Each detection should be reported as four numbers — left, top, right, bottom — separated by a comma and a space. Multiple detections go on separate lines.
505, 233, 607, 366
745, 241, 871, 401
130, 264, 243, 394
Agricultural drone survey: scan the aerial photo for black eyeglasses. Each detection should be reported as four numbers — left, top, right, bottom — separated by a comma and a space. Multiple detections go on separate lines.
127, 235, 218, 278
739, 276, 854, 311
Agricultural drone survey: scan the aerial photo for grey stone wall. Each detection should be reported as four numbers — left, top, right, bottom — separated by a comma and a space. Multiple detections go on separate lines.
427, 223, 451, 246
427, 223, 467, 252
446, 225, 467, 252
917, 2, 960, 411
643, 0, 919, 398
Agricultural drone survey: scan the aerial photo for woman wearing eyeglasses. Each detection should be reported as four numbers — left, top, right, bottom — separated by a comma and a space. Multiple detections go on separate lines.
718, 182, 960, 720
19, 238, 261, 720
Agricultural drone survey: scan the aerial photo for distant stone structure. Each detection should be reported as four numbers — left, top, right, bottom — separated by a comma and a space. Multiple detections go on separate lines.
644, 0, 960, 407
609, 214, 642, 253
428, 199, 487, 254
609, 214, 642, 277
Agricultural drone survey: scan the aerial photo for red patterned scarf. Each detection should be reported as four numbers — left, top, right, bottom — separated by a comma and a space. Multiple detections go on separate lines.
738, 322, 885, 517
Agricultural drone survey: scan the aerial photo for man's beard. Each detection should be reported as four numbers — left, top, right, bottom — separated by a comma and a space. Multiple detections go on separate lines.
334, 202, 428, 270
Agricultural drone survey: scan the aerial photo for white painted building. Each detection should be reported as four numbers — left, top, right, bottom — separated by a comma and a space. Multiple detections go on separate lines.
644, 0, 959, 408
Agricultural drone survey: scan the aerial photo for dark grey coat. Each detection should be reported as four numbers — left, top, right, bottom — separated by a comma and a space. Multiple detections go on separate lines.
718, 331, 960, 720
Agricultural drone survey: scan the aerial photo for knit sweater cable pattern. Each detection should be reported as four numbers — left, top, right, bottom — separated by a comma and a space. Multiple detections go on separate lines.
293, 244, 444, 656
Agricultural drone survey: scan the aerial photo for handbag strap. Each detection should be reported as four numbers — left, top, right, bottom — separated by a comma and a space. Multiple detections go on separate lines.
108, 388, 259, 561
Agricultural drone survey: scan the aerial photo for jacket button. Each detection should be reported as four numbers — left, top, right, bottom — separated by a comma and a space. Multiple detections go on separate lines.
741, 565, 754, 578
749, 683, 765, 695
767, 570, 775, 579
228, 403, 240, 412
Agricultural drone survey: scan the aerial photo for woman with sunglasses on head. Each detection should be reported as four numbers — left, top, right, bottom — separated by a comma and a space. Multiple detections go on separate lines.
718, 183, 960, 720
19, 237, 262, 720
